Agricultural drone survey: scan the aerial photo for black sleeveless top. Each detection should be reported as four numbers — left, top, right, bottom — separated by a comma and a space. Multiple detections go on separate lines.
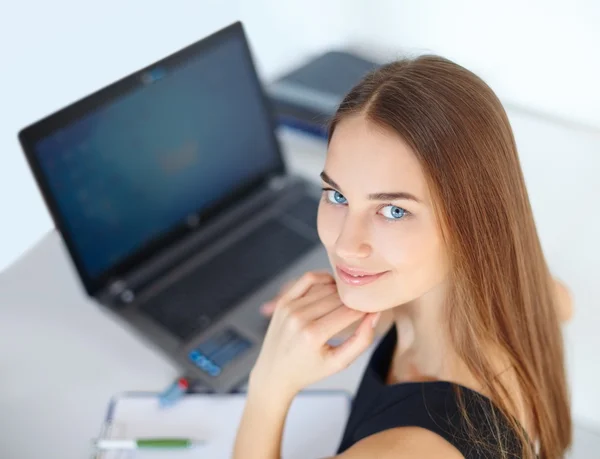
336, 326, 525, 458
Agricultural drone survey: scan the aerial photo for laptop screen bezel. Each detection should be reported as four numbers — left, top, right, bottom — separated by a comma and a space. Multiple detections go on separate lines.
18, 22, 287, 297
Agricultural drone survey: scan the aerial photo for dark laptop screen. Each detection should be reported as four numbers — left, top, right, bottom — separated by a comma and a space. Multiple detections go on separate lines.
23, 24, 283, 291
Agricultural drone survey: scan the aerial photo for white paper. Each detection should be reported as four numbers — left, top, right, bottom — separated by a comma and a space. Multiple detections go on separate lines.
96, 391, 350, 459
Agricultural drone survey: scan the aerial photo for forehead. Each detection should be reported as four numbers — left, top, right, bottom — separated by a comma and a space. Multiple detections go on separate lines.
326, 115, 430, 203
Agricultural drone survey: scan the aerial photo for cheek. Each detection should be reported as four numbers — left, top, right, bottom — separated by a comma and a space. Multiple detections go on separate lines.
374, 224, 428, 271
377, 221, 447, 295
317, 202, 341, 248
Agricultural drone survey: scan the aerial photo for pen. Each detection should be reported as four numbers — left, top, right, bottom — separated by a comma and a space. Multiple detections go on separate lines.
94, 438, 204, 450
159, 377, 190, 407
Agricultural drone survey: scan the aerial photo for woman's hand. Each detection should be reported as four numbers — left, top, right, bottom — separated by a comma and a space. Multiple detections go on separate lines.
250, 272, 380, 398
259, 273, 327, 317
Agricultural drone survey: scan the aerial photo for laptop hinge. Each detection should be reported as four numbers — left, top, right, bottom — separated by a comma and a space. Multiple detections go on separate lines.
100, 174, 298, 307
107, 279, 136, 306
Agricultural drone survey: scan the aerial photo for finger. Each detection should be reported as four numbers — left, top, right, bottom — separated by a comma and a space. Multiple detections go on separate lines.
289, 283, 337, 311
301, 270, 335, 283
260, 273, 333, 316
261, 285, 332, 317
271, 285, 336, 326
309, 305, 366, 343
291, 271, 335, 289
280, 278, 298, 295
260, 301, 276, 316
278, 271, 335, 304
295, 292, 345, 321
325, 312, 380, 369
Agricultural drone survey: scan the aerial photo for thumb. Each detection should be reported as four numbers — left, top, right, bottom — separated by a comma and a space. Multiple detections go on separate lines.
326, 312, 380, 369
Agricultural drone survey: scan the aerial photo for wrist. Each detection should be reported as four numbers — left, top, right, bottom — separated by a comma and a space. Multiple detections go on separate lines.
248, 370, 298, 408
246, 384, 295, 427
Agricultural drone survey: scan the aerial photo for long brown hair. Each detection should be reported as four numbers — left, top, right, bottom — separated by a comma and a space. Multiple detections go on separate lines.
329, 55, 571, 458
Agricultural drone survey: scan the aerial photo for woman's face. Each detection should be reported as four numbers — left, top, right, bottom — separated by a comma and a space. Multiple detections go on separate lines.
317, 115, 448, 312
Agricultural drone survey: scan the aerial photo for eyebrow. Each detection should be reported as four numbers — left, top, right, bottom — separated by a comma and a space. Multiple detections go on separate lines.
320, 171, 422, 203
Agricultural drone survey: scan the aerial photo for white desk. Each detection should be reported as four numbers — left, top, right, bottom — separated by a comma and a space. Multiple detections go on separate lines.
0, 130, 373, 459
1, 121, 599, 459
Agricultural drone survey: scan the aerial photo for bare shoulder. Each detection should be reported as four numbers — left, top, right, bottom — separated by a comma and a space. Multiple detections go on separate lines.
331, 427, 464, 459
553, 277, 574, 322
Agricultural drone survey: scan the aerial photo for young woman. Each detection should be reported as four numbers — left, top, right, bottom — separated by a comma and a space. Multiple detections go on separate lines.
233, 55, 573, 458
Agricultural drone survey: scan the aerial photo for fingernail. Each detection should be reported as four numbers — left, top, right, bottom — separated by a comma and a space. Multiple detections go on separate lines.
371, 312, 381, 328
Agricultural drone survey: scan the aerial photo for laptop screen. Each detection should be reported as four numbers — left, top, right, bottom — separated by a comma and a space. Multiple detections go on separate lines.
19, 23, 284, 294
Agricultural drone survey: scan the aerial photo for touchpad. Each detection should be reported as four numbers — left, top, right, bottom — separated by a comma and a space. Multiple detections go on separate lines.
188, 328, 253, 377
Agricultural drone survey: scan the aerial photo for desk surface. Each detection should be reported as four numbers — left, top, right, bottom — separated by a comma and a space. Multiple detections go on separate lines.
0, 130, 374, 459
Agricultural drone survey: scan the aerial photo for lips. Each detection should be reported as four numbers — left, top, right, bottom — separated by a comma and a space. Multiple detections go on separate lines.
336, 265, 388, 286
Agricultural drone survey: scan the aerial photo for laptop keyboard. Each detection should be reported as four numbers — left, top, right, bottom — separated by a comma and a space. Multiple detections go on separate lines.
140, 203, 319, 341
282, 194, 320, 230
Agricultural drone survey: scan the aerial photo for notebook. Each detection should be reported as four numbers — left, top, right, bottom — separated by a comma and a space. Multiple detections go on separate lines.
267, 50, 380, 139
94, 390, 351, 459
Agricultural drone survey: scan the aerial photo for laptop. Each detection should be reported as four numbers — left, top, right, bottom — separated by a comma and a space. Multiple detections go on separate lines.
18, 22, 331, 393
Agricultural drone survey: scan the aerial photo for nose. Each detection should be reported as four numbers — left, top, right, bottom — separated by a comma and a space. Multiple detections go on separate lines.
334, 214, 372, 260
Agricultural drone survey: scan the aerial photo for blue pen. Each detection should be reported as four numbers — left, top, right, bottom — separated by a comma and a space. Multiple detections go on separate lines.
159, 377, 189, 407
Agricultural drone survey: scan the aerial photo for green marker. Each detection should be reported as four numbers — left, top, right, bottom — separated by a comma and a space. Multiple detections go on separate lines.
94, 438, 204, 450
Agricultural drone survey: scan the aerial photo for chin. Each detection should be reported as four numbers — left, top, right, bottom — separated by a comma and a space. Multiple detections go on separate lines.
337, 287, 387, 313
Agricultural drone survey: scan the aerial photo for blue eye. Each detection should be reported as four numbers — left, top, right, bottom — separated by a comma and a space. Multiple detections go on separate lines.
322, 188, 410, 222
325, 190, 347, 205
381, 205, 407, 220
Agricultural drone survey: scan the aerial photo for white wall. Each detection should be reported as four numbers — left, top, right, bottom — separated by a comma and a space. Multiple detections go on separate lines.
348, 0, 600, 129
507, 111, 600, 430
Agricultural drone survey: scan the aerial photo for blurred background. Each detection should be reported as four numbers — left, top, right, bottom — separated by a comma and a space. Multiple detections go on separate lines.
1, 0, 598, 453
